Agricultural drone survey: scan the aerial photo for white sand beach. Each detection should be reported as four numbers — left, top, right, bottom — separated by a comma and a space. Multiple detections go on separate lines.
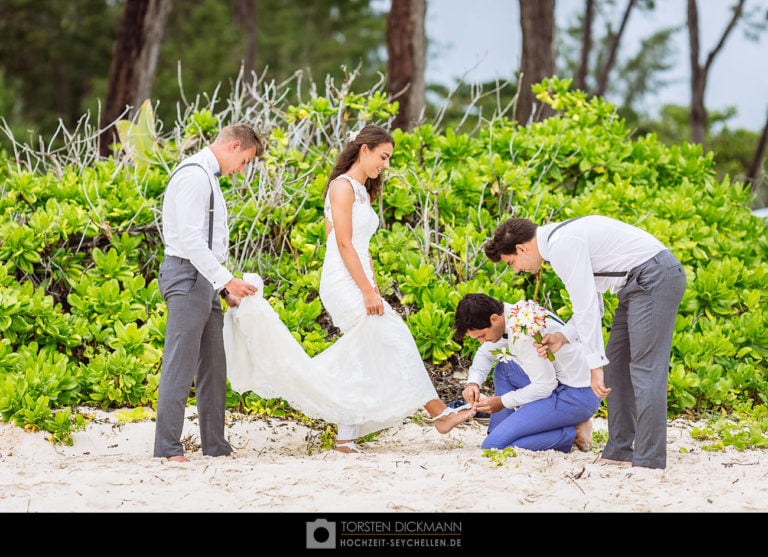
1, 406, 766, 515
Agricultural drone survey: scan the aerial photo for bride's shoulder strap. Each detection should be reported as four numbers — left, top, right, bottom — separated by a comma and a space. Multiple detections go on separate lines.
327, 174, 357, 197
331, 174, 354, 188
328, 174, 368, 207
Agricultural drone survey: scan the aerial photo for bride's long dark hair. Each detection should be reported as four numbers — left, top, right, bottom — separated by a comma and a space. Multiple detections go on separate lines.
323, 125, 394, 202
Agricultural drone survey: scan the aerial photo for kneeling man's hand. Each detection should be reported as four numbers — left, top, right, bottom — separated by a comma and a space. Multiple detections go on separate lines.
475, 395, 504, 415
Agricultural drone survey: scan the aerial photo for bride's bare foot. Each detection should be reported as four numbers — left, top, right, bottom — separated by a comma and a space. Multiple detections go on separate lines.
432, 404, 476, 434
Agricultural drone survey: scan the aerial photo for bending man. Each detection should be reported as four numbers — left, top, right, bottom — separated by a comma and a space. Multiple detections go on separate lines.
484, 215, 686, 469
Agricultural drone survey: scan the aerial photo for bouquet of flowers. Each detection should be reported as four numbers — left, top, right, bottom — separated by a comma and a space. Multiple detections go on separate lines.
506, 299, 555, 362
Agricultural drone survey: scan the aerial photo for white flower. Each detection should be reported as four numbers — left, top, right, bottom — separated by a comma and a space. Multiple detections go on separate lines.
491, 346, 514, 363
347, 130, 359, 142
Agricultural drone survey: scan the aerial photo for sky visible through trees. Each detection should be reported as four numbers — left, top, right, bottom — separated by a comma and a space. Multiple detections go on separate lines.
415, 0, 767, 131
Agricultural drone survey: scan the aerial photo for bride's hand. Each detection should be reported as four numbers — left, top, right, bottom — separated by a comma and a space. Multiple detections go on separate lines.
364, 289, 383, 316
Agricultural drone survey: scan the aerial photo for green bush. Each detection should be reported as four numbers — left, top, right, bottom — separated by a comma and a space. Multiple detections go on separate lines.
0, 73, 765, 448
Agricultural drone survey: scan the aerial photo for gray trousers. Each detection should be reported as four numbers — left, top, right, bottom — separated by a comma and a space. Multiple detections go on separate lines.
602, 249, 686, 469
153, 255, 232, 458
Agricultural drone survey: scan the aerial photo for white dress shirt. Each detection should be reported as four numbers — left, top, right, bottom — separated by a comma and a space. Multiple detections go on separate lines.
466, 302, 592, 409
161, 147, 234, 290
537, 215, 666, 369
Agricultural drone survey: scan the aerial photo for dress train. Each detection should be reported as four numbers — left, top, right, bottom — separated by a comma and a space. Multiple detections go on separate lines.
223, 274, 439, 437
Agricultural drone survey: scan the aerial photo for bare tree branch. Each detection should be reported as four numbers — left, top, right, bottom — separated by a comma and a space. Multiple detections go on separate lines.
595, 0, 637, 97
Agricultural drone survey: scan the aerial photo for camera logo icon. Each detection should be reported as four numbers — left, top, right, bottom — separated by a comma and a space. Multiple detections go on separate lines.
306, 519, 336, 549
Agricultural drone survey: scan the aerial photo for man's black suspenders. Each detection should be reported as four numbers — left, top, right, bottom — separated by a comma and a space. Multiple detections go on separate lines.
169, 163, 215, 250
546, 216, 586, 242
545, 311, 565, 325
547, 216, 628, 278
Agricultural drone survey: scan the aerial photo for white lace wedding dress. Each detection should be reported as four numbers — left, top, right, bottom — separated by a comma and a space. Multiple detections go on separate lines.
224, 175, 439, 436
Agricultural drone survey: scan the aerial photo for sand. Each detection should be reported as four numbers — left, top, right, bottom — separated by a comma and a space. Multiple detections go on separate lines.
1, 406, 766, 515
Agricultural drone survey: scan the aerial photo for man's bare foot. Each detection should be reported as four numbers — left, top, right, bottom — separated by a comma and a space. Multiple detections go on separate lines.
433, 404, 476, 434
574, 419, 593, 452
596, 457, 631, 467
167, 455, 190, 463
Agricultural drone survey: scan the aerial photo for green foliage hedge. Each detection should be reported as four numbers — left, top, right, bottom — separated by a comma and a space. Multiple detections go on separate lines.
1, 76, 766, 446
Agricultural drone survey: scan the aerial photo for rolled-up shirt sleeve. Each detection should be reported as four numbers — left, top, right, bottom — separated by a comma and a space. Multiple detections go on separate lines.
466, 340, 505, 386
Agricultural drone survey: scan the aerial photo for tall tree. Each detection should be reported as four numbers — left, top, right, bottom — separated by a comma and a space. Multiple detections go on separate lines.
561, 0, 674, 123
234, 0, 258, 85
99, 0, 173, 157
575, 0, 596, 92
386, 0, 426, 131
517, 0, 556, 125
593, 0, 637, 97
747, 107, 768, 201
687, 0, 745, 146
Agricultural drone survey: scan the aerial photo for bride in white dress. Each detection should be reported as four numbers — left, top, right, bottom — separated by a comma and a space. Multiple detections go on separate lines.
223, 125, 475, 453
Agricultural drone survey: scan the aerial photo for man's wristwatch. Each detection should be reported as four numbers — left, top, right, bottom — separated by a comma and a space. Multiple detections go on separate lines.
219, 288, 230, 299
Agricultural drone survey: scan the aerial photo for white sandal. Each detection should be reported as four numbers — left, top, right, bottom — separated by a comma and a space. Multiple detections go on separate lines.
335, 441, 366, 454
425, 403, 475, 422
426, 403, 476, 434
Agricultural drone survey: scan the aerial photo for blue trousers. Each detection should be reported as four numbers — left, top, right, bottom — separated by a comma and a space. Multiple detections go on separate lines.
483, 361, 600, 453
